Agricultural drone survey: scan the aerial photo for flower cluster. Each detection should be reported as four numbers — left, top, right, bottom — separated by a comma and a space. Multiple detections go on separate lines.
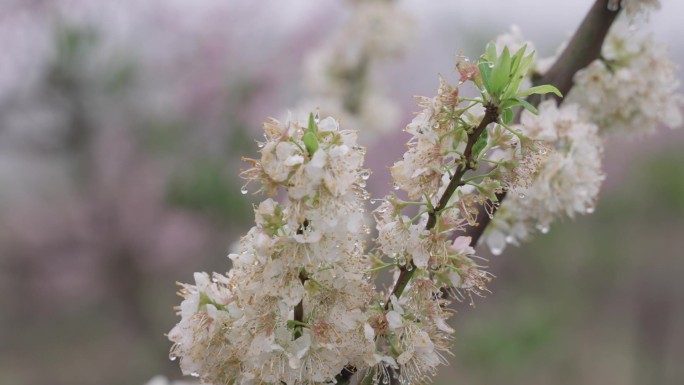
169, 114, 376, 384
483, 101, 605, 254
297, 0, 415, 139
567, 22, 683, 136
168, 6, 682, 377
608, 0, 661, 17
369, 45, 559, 381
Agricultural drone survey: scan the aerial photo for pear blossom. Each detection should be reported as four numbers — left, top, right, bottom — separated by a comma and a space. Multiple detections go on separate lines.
608, 0, 661, 17
567, 22, 683, 136
484, 101, 604, 254
297, 0, 415, 140
170, 114, 376, 385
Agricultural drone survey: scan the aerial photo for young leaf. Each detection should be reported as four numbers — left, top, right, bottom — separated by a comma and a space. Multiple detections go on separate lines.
472, 128, 489, 158
517, 84, 563, 98
501, 108, 513, 125
515, 97, 539, 114
303, 112, 319, 155
485, 41, 498, 62
308, 112, 318, 133
489, 46, 511, 96
303, 131, 318, 155
478, 61, 492, 94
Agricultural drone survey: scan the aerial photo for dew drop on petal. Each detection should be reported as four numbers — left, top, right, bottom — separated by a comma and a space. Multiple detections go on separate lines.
240, 186, 249, 195
586, 206, 595, 214
490, 246, 503, 256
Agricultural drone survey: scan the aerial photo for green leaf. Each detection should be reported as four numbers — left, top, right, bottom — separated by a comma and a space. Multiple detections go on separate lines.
472, 128, 489, 158
509, 44, 527, 77
485, 41, 498, 62
515, 97, 539, 114
504, 74, 526, 100
489, 47, 511, 96
478, 61, 492, 94
303, 131, 318, 155
308, 112, 318, 133
502, 108, 513, 125
499, 98, 519, 110
303, 112, 319, 155
517, 84, 563, 98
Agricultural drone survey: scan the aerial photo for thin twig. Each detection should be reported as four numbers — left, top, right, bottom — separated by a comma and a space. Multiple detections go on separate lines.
384, 103, 499, 309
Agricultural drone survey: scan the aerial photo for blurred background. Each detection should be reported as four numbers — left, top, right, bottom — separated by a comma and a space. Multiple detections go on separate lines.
1, 1, 683, 384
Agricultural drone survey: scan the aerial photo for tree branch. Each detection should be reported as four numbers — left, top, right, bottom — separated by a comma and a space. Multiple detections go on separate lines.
384, 103, 499, 309
464, 0, 620, 247
340, 2, 621, 384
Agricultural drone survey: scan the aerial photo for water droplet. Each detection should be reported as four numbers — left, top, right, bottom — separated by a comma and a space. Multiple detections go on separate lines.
586, 206, 595, 214
491, 246, 503, 256
407, 264, 413, 271
383, 376, 390, 384
505, 235, 515, 244
537, 224, 549, 234
360, 170, 371, 180
518, 192, 526, 199
240, 186, 249, 195
432, 122, 440, 129
393, 184, 400, 191
257, 142, 265, 148
190, 372, 200, 378
169, 355, 177, 361
314, 111, 320, 123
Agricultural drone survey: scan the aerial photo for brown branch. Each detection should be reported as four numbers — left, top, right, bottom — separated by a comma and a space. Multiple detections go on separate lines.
340, 2, 621, 384
384, 103, 500, 309
464, 0, 620, 247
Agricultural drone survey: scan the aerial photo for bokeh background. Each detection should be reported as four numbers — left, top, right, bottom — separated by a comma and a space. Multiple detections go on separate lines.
1, 1, 683, 384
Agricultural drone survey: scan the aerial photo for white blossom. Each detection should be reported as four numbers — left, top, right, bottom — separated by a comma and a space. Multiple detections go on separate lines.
567, 22, 683, 136
170, 115, 375, 385
484, 101, 604, 253
608, 0, 661, 17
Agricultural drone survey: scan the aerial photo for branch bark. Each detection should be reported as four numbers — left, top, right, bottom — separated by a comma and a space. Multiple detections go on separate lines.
464, 0, 620, 247
340, 1, 621, 384
384, 103, 499, 309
